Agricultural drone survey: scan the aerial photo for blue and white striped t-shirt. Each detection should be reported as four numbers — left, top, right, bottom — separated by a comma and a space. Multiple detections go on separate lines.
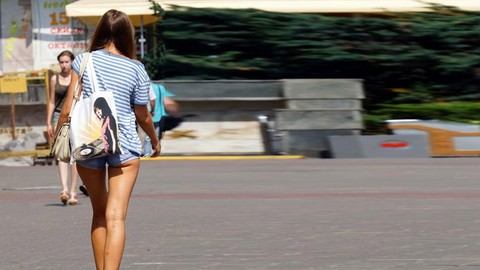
72, 50, 150, 154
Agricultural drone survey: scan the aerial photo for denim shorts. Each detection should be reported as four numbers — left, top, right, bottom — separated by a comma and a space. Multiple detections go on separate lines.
76, 149, 140, 170
52, 112, 60, 126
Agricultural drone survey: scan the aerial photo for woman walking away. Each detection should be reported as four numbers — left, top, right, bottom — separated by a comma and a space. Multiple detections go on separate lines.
46, 50, 80, 205
56, 9, 160, 269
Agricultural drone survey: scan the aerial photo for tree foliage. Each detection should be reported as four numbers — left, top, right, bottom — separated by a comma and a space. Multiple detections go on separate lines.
144, 4, 480, 108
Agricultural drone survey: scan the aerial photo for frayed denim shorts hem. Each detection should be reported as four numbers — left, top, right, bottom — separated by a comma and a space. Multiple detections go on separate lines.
76, 149, 140, 170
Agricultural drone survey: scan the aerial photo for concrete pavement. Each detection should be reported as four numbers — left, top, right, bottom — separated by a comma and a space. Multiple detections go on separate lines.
2, 158, 480, 269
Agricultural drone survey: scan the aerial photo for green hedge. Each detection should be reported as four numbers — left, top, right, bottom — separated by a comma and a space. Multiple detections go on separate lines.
364, 102, 480, 134
146, 4, 480, 107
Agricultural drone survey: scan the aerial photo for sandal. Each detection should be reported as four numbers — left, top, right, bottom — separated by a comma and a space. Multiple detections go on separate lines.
79, 185, 89, 196
60, 190, 69, 205
68, 192, 78, 205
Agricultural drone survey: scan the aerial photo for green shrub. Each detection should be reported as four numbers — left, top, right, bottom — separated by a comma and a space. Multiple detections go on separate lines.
364, 102, 480, 133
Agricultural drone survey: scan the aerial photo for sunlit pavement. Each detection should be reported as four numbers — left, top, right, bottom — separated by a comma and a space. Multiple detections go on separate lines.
2, 157, 480, 269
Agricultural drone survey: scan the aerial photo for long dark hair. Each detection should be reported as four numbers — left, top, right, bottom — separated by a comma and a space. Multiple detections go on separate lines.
88, 9, 136, 59
93, 97, 113, 118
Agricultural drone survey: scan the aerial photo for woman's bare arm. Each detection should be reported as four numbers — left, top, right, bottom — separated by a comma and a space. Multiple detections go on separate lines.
135, 104, 160, 156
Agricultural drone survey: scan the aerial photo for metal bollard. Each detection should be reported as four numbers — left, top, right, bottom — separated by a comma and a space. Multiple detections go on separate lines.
257, 115, 284, 155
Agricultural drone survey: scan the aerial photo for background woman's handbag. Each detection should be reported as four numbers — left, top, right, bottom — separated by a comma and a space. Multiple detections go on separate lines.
50, 122, 71, 162
50, 53, 90, 162
70, 52, 122, 162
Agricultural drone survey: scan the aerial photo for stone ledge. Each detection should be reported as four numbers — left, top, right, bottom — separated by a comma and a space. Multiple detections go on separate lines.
275, 109, 364, 130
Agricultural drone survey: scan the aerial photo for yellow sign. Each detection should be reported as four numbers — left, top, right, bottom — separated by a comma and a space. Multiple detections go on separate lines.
0, 76, 28, 93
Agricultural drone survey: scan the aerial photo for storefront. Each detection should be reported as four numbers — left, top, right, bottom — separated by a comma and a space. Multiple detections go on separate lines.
0, 0, 158, 72
0, 0, 86, 71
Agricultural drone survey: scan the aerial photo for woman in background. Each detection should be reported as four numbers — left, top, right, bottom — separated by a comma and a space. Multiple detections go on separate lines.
46, 50, 80, 205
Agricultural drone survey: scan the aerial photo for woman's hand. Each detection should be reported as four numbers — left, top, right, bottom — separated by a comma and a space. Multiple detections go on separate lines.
134, 104, 161, 157
47, 123, 55, 138
151, 140, 161, 157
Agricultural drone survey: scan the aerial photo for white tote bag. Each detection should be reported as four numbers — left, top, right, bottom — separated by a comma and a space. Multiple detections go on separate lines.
70, 53, 122, 162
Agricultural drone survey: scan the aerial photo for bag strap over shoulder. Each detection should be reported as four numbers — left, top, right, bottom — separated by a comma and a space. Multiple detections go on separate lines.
68, 52, 90, 118
86, 53, 100, 93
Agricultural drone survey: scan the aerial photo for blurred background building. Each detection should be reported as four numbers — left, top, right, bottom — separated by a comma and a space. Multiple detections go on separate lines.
2, 0, 480, 72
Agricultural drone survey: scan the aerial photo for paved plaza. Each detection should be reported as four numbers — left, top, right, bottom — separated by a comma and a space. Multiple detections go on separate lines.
2, 157, 480, 269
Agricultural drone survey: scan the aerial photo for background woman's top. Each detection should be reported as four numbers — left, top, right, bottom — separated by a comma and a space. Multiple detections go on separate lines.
54, 74, 69, 113
72, 50, 150, 154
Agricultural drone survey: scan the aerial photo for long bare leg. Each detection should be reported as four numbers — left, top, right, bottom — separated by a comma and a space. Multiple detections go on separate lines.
68, 163, 79, 205
58, 161, 69, 191
103, 159, 139, 270
77, 164, 108, 270
70, 162, 79, 194
58, 160, 70, 204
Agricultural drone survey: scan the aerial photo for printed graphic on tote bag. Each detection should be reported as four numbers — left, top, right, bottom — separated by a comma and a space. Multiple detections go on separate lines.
70, 91, 121, 161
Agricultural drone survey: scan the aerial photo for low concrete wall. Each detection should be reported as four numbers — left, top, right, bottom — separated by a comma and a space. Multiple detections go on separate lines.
0, 79, 364, 157
328, 135, 430, 158
275, 79, 364, 157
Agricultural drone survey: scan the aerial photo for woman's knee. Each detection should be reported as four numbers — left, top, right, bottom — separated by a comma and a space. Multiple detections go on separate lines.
92, 212, 106, 227
105, 207, 126, 224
